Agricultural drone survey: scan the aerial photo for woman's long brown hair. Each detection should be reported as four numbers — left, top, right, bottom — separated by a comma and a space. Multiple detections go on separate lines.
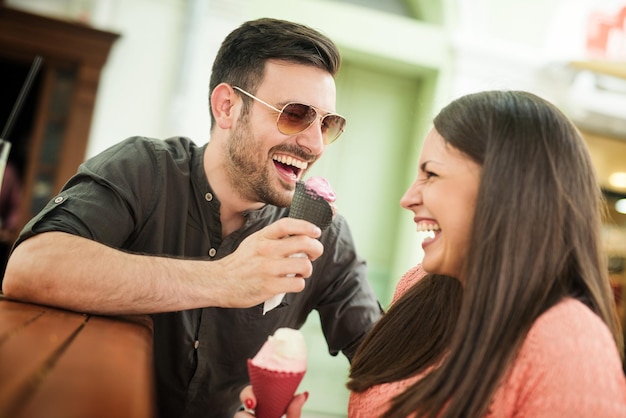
349, 91, 623, 418
347, 274, 462, 392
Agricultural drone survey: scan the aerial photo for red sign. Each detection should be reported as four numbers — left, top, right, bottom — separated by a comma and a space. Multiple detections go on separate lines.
586, 5, 626, 58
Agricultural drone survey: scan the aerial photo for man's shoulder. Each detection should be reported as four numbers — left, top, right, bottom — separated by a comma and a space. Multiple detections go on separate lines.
119, 136, 200, 156
89, 136, 201, 166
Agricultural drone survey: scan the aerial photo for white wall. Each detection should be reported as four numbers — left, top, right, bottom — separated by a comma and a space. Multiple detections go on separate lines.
85, 0, 188, 156
450, 0, 626, 101
8, 0, 626, 156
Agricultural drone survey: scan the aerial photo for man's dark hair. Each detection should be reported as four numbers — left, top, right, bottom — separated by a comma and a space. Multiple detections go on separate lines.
208, 18, 341, 127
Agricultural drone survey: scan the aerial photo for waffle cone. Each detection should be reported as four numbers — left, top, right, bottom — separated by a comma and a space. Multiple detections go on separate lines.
289, 181, 333, 231
247, 359, 306, 418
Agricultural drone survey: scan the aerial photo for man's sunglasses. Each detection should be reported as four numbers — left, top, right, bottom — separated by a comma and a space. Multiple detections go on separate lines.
232, 86, 346, 144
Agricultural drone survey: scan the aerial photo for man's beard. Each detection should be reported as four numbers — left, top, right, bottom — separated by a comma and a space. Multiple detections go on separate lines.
225, 118, 293, 207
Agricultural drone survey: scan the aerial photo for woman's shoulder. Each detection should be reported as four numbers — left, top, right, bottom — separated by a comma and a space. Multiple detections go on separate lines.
491, 298, 626, 416
348, 375, 421, 418
527, 298, 617, 353
391, 264, 428, 304
519, 298, 623, 377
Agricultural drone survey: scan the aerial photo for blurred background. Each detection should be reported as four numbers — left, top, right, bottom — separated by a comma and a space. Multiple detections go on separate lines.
1, 0, 625, 416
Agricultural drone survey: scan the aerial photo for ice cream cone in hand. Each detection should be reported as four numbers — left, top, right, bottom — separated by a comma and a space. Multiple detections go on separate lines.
247, 328, 307, 418
263, 177, 337, 314
288, 177, 336, 231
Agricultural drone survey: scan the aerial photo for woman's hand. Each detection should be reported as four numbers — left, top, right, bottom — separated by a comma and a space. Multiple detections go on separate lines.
234, 385, 309, 417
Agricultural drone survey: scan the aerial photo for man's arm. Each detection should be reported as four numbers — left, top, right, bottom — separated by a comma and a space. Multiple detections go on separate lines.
2, 219, 323, 315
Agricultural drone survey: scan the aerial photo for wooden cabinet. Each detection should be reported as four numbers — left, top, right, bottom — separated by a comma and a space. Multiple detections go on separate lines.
0, 5, 119, 238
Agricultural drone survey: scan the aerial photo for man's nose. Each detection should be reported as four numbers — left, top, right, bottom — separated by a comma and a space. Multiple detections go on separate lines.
296, 120, 326, 155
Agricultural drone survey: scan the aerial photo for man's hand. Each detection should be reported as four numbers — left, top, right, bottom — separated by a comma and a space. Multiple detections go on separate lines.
212, 217, 324, 308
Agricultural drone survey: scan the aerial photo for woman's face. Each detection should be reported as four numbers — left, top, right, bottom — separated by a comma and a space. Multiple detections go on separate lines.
400, 128, 481, 280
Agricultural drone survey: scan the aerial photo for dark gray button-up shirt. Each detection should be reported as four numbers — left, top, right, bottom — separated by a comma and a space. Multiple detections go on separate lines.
15, 136, 382, 418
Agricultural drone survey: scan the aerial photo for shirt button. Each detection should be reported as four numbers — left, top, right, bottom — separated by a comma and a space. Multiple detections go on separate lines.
205, 192, 213, 201
208, 248, 216, 257
54, 196, 64, 204
194, 340, 200, 349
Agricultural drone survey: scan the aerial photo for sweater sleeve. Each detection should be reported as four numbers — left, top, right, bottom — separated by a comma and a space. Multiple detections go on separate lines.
489, 298, 626, 417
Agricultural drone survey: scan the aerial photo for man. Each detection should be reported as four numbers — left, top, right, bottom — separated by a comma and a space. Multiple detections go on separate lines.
2, 18, 382, 417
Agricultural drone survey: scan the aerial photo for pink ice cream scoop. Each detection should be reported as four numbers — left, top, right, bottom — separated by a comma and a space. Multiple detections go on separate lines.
247, 328, 307, 418
303, 176, 336, 203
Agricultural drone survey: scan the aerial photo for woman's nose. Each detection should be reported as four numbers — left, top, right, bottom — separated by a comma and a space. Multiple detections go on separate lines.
400, 179, 423, 210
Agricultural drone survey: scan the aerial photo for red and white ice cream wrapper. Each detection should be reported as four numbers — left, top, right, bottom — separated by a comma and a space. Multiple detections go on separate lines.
247, 359, 306, 418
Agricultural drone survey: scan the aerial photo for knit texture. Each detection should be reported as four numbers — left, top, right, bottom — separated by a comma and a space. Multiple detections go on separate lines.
348, 266, 626, 417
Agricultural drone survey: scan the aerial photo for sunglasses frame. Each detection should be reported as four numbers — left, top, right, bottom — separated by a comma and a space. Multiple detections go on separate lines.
232, 86, 346, 144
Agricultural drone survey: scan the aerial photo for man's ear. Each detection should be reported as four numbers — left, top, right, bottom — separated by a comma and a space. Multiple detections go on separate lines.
211, 83, 238, 130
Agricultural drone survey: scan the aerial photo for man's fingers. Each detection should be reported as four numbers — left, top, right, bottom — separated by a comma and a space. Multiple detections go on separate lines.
264, 218, 322, 240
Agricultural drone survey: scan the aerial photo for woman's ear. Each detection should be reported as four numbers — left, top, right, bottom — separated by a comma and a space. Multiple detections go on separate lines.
210, 83, 238, 130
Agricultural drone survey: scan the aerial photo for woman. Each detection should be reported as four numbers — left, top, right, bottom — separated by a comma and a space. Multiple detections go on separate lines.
238, 90, 626, 417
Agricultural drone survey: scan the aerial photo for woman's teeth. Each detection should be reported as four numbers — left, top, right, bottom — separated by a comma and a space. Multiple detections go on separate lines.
417, 223, 440, 239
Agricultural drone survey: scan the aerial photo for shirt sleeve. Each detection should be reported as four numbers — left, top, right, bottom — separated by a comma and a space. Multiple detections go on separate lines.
15, 137, 161, 249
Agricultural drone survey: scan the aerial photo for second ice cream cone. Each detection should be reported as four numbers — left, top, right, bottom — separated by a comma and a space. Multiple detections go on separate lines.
247, 328, 307, 418
247, 360, 305, 418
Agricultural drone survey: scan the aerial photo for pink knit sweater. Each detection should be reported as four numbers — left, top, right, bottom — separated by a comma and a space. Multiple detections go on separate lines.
348, 265, 626, 417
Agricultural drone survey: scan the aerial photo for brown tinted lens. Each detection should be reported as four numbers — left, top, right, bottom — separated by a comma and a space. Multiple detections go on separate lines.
278, 103, 317, 134
321, 114, 346, 143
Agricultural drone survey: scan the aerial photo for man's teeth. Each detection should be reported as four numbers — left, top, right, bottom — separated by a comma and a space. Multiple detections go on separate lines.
273, 155, 308, 169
